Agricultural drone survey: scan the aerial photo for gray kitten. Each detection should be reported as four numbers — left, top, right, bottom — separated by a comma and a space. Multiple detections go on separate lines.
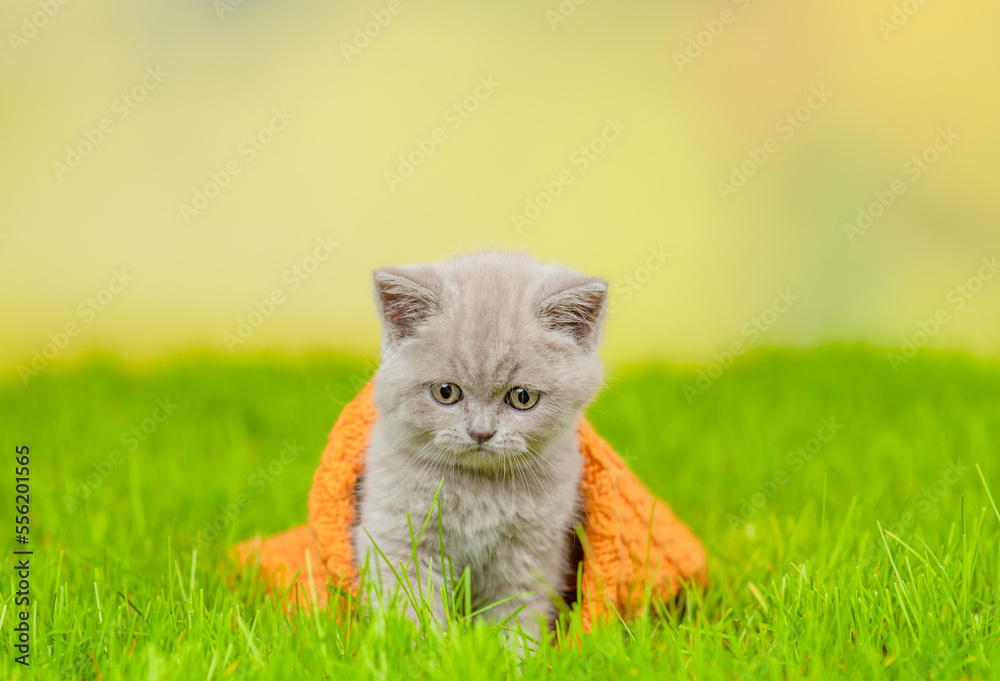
354, 251, 607, 641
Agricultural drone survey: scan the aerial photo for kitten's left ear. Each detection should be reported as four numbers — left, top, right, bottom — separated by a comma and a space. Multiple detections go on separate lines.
537, 276, 608, 347
373, 266, 441, 342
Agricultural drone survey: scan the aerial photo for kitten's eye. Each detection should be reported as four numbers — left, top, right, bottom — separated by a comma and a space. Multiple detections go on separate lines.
430, 382, 463, 405
506, 387, 540, 411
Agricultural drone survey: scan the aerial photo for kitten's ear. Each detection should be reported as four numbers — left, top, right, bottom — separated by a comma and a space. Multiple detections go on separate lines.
373, 267, 441, 341
537, 276, 608, 346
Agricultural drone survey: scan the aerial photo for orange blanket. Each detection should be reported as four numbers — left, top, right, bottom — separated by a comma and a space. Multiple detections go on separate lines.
235, 382, 707, 630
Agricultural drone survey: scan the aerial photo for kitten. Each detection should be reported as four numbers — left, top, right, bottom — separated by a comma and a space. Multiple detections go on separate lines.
353, 251, 607, 641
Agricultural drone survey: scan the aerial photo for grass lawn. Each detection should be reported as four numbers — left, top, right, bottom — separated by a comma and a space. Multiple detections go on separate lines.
1, 346, 998, 679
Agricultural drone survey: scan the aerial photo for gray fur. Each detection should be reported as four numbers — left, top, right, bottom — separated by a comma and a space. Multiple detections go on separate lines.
354, 251, 607, 641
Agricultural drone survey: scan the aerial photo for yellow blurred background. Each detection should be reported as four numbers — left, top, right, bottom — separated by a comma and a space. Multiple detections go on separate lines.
2, 0, 998, 371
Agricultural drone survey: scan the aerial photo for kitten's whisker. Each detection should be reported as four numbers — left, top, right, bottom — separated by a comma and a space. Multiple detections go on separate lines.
391, 439, 447, 496
525, 444, 561, 482
514, 456, 530, 496
523, 444, 564, 514
507, 457, 516, 505
521, 455, 557, 514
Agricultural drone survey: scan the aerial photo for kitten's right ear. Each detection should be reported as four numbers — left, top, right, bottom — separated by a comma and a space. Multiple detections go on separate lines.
373, 267, 440, 341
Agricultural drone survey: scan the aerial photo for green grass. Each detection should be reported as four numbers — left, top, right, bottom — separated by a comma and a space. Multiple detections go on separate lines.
1, 346, 999, 679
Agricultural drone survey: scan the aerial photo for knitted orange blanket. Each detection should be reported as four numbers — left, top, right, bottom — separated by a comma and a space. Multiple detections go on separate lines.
234, 382, 707, 630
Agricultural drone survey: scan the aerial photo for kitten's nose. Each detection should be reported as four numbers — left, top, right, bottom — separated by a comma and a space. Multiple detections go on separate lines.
468, 428, 495, 444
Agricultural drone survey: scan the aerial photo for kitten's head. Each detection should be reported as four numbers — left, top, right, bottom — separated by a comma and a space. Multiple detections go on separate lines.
372, 252, 607, 473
